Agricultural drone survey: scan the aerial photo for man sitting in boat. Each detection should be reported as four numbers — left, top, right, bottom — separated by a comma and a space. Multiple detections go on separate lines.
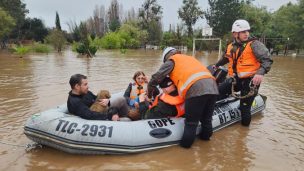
67, 74, 130, 121
139, 77, 185, 119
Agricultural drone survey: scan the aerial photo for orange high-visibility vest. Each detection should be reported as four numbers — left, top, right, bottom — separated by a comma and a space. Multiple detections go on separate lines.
130, 83, 147, 99
169, 54, 214, 98
225, 41, 261, 78
150, 93, 185, 117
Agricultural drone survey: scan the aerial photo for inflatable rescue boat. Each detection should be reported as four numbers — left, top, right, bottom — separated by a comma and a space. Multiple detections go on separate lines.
24, 93, 266, 154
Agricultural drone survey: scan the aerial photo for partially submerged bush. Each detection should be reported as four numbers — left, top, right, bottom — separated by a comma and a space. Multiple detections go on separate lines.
75, 36, 98, 57
12, 46, 31, 56
45, 29, 66, 52
32, 43, 50, 53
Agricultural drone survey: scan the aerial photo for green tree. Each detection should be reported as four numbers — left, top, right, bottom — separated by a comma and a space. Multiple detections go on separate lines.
175, 24, 184, 46
66, 20, 81, 42
20, 18, 48, 42
118, 22, 148, 48
76, 35, 97, 56
271, 2, 304, 50
0, 7, 15, 47
55, 11, 61, 30
296, 0, 304, 49
73, 22, 98, 56
139, 0, 163, 44
100, 22, 148, 49
147, 20, 162, 45
108, 0, 121, 32
205, 0, 243, 37
101, 32, 121, 49
161, 31, 175, 47
241, 3, 271, 37
78, 22, 88, 41
0, 0, 28, 39
109, 18, 120, 32
178, 0, 204, 37
45, 29, 66, 52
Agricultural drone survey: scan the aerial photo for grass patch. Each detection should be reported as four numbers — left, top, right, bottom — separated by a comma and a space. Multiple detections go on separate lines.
12, 46, 31, 56
32, 43, 51, 53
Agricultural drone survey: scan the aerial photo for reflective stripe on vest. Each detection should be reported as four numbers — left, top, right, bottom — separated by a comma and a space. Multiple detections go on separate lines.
169, 54, 214, 98
226, 41, 261, 78
179, 71, 213, 95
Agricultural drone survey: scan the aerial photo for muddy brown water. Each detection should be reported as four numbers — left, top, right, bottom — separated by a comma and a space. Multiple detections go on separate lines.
0, 50, 303, 171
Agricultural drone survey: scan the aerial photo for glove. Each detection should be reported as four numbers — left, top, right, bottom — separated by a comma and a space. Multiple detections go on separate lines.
147, 86, 157, 99
212, 64, 219, 71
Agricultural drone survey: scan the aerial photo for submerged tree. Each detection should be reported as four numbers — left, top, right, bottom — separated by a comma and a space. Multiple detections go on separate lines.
45, 12, 66, 52
178, 0, 204, 37
45, 29, 66, 52
74, 22, 97, 56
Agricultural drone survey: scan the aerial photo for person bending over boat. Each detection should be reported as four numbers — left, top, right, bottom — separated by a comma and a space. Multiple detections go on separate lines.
147, 47, 219, 148
67, 74, 129, 121
139, 77, 185, 119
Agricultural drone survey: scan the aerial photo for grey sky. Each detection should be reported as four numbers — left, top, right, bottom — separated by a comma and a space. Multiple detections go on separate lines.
23, 0, 297, 32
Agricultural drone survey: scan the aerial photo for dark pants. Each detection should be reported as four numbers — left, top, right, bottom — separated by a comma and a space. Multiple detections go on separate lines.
111, 97, 129, 117
180, 94, 217, 148
218, 77, 259, 126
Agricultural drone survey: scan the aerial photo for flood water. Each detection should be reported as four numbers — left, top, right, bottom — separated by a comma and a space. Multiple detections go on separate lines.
0, 49, 303, 171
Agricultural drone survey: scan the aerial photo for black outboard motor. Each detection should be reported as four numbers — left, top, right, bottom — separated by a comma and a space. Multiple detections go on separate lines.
207, 65, 228, 84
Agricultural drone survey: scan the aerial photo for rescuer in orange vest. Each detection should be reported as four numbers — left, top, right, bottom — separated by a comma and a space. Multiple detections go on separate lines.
213, 19, 273, 126
147, 48, 219, 148
139, 77, 185, 119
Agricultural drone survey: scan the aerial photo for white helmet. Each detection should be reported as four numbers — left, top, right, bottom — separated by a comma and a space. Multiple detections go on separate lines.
162, 47, 176, 62
231, 19, 250, 32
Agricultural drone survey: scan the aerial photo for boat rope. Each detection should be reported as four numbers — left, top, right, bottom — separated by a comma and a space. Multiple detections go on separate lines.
0, 141, 26, 148
0, 140, 42, 151
0, 127, 15, 131
231, 77, 258, 99
0, 115, 72, 151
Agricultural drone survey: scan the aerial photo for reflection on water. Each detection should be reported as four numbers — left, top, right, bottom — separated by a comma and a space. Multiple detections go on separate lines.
0, 50, 303, 171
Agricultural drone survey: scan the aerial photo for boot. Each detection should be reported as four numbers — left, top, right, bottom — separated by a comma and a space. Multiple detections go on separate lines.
240, 102, 251, 126
180, 122, 198, 148
241, 112, 251, 126
199, 126, 213, 140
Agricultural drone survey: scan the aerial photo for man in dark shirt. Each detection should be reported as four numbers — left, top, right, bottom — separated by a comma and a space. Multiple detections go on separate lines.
67, 74, 120, 120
